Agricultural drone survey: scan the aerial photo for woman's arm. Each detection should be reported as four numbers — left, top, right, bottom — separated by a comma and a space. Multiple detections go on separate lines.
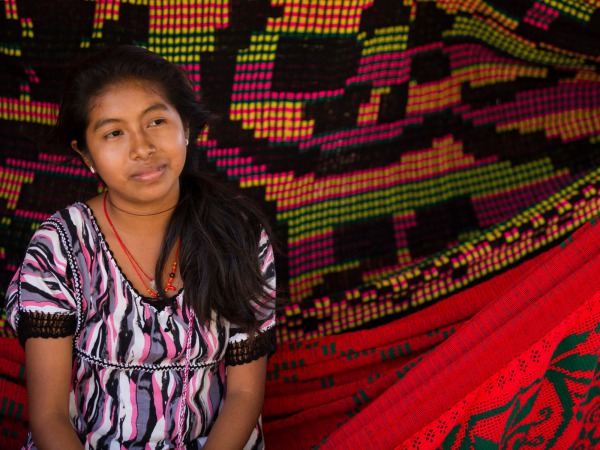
203, 356, 268, 450
25, 337, 84, 450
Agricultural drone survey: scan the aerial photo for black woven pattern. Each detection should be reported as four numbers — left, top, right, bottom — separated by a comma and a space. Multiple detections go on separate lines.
16, 310, 76, 346
225, 326, 277, 366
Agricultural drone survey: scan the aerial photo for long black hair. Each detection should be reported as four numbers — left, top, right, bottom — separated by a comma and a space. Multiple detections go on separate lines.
55, 45, 276, 333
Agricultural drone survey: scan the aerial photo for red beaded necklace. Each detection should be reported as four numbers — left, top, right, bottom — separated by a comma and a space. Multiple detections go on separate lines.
103, 192, 180, 298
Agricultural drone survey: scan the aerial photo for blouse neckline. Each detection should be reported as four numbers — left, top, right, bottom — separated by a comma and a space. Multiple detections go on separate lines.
75, 201, 183, 309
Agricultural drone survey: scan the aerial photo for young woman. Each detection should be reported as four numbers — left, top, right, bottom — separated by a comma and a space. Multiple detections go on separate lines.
5, 45, 277, 450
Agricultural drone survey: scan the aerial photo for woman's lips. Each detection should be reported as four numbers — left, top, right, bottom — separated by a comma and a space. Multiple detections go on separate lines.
131, 165, 166, 182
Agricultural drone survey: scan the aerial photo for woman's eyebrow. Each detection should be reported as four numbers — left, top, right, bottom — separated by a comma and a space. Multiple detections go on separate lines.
92, 117, 121, 132
142, 103, 169, 116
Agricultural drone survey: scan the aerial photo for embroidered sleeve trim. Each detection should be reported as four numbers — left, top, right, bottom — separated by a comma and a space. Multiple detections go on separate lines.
225, 326, 277, 366
16, 310, 76, 347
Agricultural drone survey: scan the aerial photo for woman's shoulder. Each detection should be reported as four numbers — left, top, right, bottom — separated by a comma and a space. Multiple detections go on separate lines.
44, 201, 95, 230
36, 201, 100, 250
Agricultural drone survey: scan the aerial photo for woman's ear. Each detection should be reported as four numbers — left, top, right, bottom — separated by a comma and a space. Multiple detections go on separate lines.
71, 140, 95, 174
71, 140, 83, 156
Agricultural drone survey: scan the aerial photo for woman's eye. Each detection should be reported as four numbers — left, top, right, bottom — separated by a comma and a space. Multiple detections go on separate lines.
104, 130, 122, 139
149, 118, 166, 127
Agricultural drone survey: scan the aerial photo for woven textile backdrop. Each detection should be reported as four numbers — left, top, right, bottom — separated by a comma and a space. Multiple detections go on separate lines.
1, 1, 600, 449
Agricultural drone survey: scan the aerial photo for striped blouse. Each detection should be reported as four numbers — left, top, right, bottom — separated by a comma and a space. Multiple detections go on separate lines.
6, 203, 276, 449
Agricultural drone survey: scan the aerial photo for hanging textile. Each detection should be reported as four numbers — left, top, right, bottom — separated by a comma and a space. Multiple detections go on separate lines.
1, 1, 599, 449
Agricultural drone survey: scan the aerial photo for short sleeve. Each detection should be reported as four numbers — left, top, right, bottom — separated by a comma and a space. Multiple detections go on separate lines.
5, 218, 78, 346
225, 230, 276, 366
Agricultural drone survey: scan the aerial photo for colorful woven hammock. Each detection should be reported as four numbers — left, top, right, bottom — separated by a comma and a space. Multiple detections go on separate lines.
1, 1, 600, 449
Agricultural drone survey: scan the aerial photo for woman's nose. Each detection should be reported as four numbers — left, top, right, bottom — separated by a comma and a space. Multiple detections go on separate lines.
129, 130, 155, 158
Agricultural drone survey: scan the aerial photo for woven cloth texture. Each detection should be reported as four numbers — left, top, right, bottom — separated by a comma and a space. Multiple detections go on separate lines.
1, 1, 600, 449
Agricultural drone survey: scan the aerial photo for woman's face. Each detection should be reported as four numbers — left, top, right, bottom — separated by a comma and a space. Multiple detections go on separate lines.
74, 79, 188, 212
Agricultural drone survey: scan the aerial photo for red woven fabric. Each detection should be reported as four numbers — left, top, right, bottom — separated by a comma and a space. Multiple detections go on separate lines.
0, 338, 27, 450
396, 294, 600, 449
264, 219, 600, 449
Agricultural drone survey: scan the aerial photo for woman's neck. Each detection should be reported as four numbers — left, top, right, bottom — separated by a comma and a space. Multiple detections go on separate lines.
97, 191, 177, 238
107, 197, 178, 217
